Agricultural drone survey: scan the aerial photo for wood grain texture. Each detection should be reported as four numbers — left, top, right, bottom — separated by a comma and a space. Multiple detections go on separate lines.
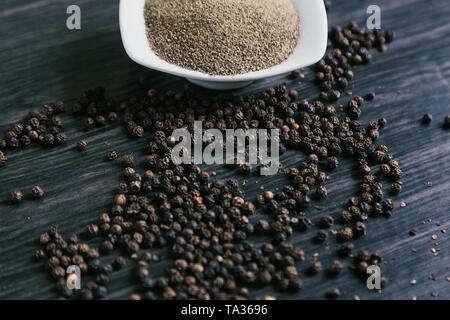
0, 0, 449, 300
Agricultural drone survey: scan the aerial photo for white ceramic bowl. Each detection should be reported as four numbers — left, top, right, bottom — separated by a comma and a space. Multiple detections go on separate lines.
120, 0, 328, 90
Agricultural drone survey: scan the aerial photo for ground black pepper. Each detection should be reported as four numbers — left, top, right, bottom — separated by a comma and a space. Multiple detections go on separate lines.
144, 0, 300, 76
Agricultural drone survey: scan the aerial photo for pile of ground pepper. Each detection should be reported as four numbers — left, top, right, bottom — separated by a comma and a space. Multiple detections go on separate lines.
144, 0, 300, 76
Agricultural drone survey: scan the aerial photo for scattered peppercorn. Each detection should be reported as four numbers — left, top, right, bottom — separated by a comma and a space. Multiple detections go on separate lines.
328, 260, 343, 276
443, 115, 450, 129
31, 186, 45, 199
422, 113, 432, 124
0, 153, 7, 167
378, 117, 387, 128
77, 140, 87, 151
315, 185, 328, 199
326, 288, 341, 299
107, 150, 118, 161
309, 259, 322, 274
365, 92, 375, 101
339, 242, 354, 257
340, 227, 354, 241
390, 182, 402, 195
320, 216, 334, 228
122, 154, 134, 167
316, 229, 328, 242
10, 190, 23, 204
29, 18, 404, 300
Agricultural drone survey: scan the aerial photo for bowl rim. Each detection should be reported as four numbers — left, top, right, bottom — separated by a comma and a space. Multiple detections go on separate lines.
120, 0, 328, 82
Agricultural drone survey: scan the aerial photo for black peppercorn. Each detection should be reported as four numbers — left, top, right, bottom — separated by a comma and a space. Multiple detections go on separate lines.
52, 266, 65, 279
378, 117, 387, 128
315, 185, 328, 199
339, 242, 354, 257
354, 221, 367, 237
40, 232, 51, 244
55, 133, 67, 145
370, 251, 383, 265
10, 190, 23, 204
258, 270, 272, 285
110, 224, 123, 236
309, 259, 322, 274
31, 186, 45, 199
0, 139, 7, 151
328, 260, 344, 276
320, 216, 334, 228
5, 131, 17, 141
122, 154, 134, 167
355, 249, 370, 262
93, 286, 108, 299
409, 227, 418, 236
316, 229, 328, 242
114, 256, 127, 270
107, 150, 118, 161
99, 240, 114, 254
0, 154, 7, 167
34, 249, 45, 260
54, 101, 65, 114
77, 140, 87, 151
13, 132, 26, 147
383, 198, 395, 210
422, 113, 432, 124
42, 105, 54, 116
297, 217, 312, 232
108, 112, 118, 122
289, 278, 303, 292
327, 156, 339, 169
365, 92, 375, 100
27, 130, 38, 141
52, 116, 63, 127
262, 190, 274, 201
132, 126, 144, 138
95, 115, 106, 126
7, 137, 19, 149
443, 115, 450, 129
42, 134, 55, 147
85, 224, 99, 237
340, 227, 353, 241
326, 288, 341, 299
84, 117, 95, 129
80, 289, 93, 300
390, 182, 402, 195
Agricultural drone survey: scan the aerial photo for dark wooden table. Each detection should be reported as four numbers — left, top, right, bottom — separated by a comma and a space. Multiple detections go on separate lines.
0, 0, 449, 300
